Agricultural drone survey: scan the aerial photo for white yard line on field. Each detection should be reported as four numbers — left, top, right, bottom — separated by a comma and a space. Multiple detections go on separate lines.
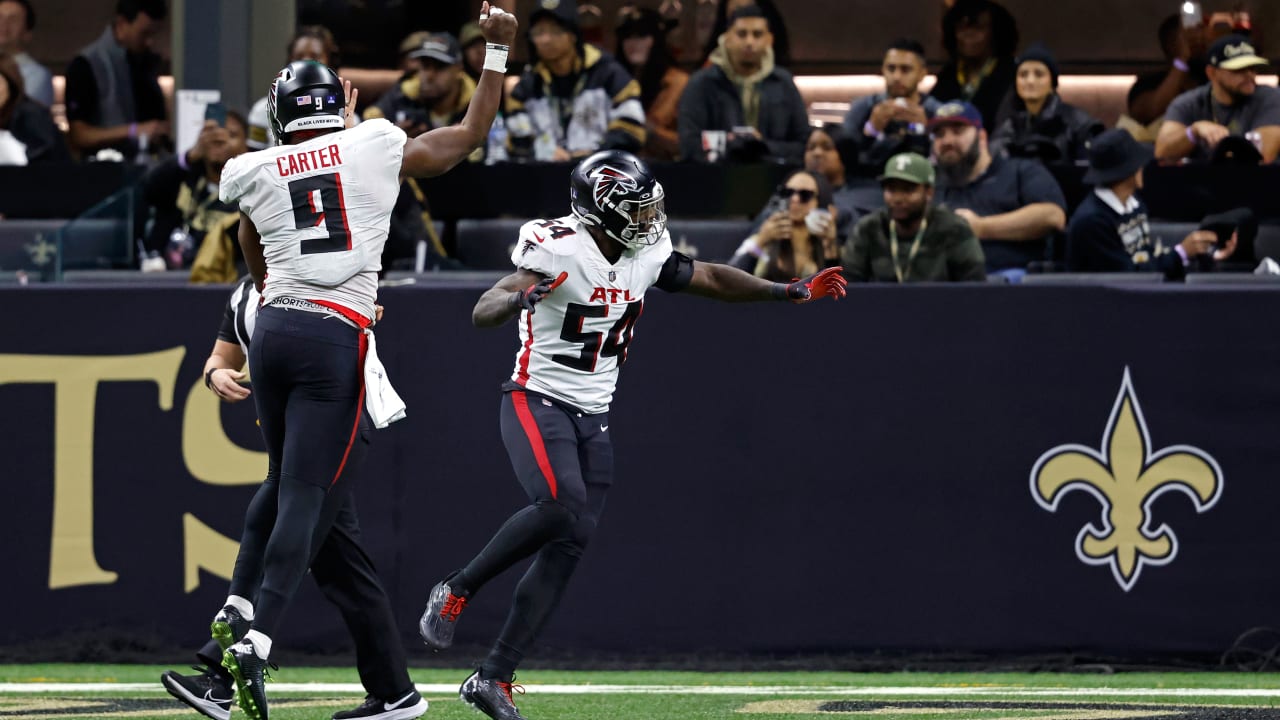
2, 684, 1280, 697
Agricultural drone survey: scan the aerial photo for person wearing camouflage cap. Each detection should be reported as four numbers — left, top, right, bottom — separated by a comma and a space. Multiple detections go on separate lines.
841, 152, 986, 282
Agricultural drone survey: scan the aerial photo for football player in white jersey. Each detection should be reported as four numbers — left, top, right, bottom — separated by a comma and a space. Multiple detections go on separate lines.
417, 150, 846, 720
162, 281, 420, 720
213, 5, 517, 720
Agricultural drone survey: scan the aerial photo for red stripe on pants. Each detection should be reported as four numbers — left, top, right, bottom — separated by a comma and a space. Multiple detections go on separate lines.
330, 328, 368, 487
512, 391, 558, 498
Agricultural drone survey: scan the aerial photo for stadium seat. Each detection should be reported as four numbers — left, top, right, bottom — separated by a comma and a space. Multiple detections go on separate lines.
454, 218, 531, 270
1253, 224, 1280, 263
0, 220, 64, 276
666, 218, 756, 263
1146, 221, 1198, 249
58, 218, 132, 270
0, 218, 126, 280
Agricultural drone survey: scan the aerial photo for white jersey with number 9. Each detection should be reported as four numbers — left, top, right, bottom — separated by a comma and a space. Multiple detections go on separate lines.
220, 118, 407, 321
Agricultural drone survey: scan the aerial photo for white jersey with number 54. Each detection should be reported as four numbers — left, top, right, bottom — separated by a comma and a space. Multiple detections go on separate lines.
220, 118, 407, 321
509, 215, 673, 414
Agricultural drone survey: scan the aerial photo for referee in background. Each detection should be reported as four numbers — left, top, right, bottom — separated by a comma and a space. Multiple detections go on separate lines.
161, 277, 426, 720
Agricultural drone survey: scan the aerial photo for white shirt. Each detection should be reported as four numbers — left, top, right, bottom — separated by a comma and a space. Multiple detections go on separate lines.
220, 119, 406, 321
0, 130, 28, 166
509, 215, 673, 414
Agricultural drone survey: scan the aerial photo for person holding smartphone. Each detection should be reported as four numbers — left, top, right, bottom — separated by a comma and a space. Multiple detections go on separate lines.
728, 168, 841, 281
1155, 34, 1280, 164
140, 106, 249, 279
1125, 12, 1208, 135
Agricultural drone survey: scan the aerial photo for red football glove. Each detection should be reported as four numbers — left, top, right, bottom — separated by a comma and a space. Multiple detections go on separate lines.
784, 266, 847, 303
511, 271, 568, 313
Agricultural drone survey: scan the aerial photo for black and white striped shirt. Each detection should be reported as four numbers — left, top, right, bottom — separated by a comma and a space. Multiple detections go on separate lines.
216, 276, 261, 354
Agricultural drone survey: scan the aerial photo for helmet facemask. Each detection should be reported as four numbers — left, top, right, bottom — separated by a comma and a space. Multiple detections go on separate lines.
604, 182, 666, 249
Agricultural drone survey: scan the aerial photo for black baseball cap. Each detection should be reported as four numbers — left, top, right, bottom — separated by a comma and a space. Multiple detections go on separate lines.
409, 33, 461, 65
1208, 34, 1270, 71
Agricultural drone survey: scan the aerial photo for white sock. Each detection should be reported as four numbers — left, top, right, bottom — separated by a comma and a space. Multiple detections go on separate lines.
225, 595, 255, 620
245, 630, 272, 659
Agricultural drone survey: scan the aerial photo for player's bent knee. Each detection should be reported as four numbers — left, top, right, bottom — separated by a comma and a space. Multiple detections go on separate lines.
532, 499, 578, 535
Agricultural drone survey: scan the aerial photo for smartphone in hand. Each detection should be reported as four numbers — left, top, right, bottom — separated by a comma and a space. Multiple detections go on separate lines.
204, 101, 228, 126
1180, 1, 1203, 28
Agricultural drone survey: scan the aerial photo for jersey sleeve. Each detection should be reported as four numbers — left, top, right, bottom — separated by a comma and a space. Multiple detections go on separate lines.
218, 155, 249, 204
216, 292, 239, 344
510, 221, 560, 276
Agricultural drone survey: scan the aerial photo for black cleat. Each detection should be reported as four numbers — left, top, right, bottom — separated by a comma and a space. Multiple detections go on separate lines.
331, 689, 428, 720
459, 670, 527, 720
222, 639, 274, 720
161, 666, 234, 720
210, 605, 250, 653
418, 579, 468, 650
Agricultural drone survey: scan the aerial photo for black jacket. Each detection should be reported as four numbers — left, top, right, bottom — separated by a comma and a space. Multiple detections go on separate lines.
9, 98, 71, 165
990, 93, 1103, 166
1066, 191, 1184, 280
677, 60, 809, 164
931, 56, 1017, 131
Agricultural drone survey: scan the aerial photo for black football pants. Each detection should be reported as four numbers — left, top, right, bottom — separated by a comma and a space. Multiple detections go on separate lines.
450, 389, 612, 681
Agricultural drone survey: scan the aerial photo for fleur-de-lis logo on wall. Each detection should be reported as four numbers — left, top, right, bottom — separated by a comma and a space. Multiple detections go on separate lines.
1030, 368, 1223, 591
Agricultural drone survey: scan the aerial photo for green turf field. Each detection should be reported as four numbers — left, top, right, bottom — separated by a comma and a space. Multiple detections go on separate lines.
2, 664, 1279, 719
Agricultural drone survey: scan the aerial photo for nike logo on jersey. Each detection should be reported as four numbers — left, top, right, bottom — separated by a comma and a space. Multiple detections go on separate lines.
385, 692, 416, 710
600, 424, 609, 432
589, 287, 637, 304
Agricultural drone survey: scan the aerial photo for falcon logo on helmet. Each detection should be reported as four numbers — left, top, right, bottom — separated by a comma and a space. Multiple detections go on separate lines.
590, 166, 640, 208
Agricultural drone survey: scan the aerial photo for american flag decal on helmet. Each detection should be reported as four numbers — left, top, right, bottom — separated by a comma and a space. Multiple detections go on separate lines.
589, 166, 639, 208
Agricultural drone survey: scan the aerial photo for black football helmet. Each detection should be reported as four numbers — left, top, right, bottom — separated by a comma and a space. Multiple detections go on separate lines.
569, 150, 666, 250
267, 60, 345, 144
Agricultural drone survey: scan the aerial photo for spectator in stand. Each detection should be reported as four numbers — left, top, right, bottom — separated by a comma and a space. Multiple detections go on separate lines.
843, 153, 985, 283
142, 110, 249, 281
931, 0, 1019, 131
64, 0, 168, 160
1155, 34, 1280, 164
1122, 14, 1207, 141
802, 125, 858, 237
841, 38, 941, 169
930, 101, 1066, 279
506, 0, 644, 161
0, 0, 51, 107
459, 22, 485, 82
366, 33, 476, 149
729, 169, 841, 281
247, 26, 342, 150
1068, 129, 1233, 279
699, 0, 790, 68
990, 43, 1103, 166
678, 5, 808, 164
615, 6, 687, 161
397, 30, 432, 74
0, 52, 68, 165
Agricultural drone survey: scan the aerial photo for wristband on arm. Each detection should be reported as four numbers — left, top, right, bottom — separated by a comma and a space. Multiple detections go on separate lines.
483, 43, 509, 74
